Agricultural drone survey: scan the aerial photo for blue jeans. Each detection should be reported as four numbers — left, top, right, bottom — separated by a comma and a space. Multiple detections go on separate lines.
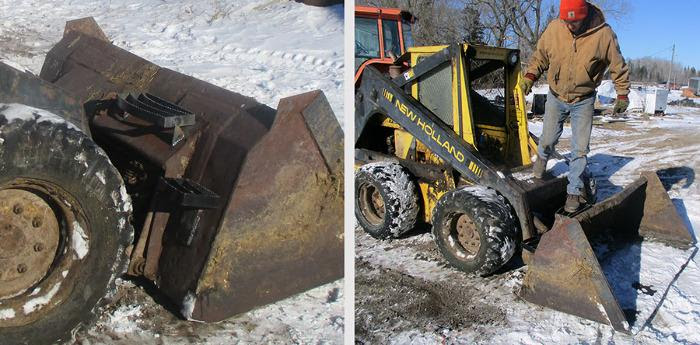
537, 91, 594, 196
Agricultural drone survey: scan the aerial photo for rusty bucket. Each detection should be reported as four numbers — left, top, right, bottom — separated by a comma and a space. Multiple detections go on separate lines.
37, 18, 343, 322
520, 171, 694, 333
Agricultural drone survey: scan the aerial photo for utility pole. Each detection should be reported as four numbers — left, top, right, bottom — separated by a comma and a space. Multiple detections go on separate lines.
667, 44, 675, 89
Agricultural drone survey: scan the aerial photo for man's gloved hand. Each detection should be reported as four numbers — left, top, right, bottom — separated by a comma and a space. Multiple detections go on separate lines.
519, 73, 536, 95
613, 95, 629, 113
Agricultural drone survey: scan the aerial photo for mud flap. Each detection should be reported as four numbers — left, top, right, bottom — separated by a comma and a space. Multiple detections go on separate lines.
169, 91, 344, 322
520, 171, 694, 332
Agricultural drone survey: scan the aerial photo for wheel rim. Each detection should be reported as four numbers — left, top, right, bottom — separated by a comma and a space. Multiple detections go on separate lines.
0, 189, 60, 299
358, 182, 385, 226
0, 178, 88, 327
447, 213, 480, 258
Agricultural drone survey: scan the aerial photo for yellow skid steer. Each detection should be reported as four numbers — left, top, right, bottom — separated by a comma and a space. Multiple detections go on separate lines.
354, 42, 693, 333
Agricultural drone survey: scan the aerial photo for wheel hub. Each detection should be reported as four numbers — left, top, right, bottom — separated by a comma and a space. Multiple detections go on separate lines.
358, 183, 385, 226
455, 214, 480, 255
0, 189, 60, 299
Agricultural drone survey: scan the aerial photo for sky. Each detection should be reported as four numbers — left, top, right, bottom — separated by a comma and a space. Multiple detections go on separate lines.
605, 0, 699, 69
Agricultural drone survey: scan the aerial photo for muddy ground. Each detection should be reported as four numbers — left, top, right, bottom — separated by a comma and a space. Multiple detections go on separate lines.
354, 109, 700, 344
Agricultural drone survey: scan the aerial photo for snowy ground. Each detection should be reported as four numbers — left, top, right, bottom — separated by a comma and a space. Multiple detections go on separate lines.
0, 0, 344, 344
0, 0, 344, 120
356, 104, 700, 343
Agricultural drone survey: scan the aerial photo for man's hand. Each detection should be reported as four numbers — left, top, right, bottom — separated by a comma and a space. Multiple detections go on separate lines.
519, 73, 536, 95
613, 95, 629, 113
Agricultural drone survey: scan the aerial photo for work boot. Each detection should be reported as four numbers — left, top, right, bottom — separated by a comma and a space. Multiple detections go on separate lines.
533, 157, 547, 179
564, 194, 582, 213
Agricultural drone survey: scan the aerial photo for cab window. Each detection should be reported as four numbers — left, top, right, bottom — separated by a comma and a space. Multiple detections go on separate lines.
402, 20, 414, 50
382, 19, 401, 57
355, 17, 380, 70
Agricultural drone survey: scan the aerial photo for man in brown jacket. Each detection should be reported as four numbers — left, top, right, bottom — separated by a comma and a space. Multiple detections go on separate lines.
519, 0, 630, 212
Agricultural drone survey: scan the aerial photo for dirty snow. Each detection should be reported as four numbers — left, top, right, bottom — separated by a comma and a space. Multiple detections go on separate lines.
23, 282, 62, 315
71, 221, 89, 260
357, 100, 700, 343
0, 103, 80, 130
0, 309, 15, 320
0, 0, 343, 344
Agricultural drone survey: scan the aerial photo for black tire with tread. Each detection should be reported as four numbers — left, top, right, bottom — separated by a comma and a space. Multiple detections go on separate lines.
0, 109, 133, 345
355, 162, 419, 239
431, 186, 518, 276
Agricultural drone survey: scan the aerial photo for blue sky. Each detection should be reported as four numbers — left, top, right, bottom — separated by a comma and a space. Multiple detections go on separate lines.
605, 1, 699, 69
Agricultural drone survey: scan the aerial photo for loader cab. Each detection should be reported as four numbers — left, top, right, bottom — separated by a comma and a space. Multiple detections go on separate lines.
354, 6, 415, 83
406, 44, 532, 168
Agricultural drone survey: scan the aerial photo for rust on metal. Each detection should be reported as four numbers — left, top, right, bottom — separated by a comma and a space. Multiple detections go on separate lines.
0, 189, 60, 299
0, 179, 88, 328
0, 62, 88, 133
520, 215, 630, 333
358, 183, 384, 226
521, 171, 693, 332
157, 91, 344, 322
63, 17, 109, 42
455, 214, 480, 255
573, 171, 693, 248
37, 19, 344, 322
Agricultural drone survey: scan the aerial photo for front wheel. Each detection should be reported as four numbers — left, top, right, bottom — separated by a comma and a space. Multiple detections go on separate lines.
355, 162, 419, 239
0, 105, 133, 345
432, 186, 518, 276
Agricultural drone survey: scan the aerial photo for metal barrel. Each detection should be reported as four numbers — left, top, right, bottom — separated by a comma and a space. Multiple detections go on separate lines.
38, 18, 343, 322
520, 171, 694, 332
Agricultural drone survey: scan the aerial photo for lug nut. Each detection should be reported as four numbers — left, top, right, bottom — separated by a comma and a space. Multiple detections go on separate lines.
12, 204, 22, 214
34, 243, 44, 252
32, 217, 42, 228
17, 264, 27, 274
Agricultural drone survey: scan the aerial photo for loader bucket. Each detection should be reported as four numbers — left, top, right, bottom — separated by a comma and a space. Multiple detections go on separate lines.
520, 171, 694, 332
37, 18, 343, 321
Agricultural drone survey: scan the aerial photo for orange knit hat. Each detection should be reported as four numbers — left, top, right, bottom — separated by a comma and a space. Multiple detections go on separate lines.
560, 0, 588, 21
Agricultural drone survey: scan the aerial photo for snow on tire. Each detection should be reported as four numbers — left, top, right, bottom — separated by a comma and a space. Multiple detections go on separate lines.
0, 104, 133, 345
355, 162, 419, 239
431, 185, 518, 276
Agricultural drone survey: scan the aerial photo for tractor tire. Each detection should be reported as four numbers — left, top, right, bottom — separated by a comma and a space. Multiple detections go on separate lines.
355, 162, 419, 239
0, 105, 133, 345
432, 186, 518, 276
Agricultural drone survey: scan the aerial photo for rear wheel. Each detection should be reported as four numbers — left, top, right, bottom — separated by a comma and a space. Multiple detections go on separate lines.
0, 105, 133, 345
432, 186, 518, 276
355, 162, 419, 239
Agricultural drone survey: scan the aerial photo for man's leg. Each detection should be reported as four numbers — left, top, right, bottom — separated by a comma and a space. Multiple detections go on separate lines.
567, 95, 595, 197
535, 91, 568, 177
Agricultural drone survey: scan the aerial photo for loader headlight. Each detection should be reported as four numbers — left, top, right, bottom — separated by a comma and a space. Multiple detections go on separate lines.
508, 51, 519, 66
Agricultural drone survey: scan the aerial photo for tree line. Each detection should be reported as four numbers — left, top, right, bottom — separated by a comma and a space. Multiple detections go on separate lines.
356, 0, 698, 84
628, 57, 699, 85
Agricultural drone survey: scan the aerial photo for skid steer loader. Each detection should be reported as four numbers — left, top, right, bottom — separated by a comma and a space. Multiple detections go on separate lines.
0, 18, 343, 345
354, 11, 694, 331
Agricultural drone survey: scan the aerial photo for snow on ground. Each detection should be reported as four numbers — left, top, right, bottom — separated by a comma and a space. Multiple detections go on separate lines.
0, 0, 343, 344
0, 0, 344, 122
356, 102, 700, 343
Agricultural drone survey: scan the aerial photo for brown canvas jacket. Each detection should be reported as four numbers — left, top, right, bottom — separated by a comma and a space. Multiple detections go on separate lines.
525, 3, 630, 103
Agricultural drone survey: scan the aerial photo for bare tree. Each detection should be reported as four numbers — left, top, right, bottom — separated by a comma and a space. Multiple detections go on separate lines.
467, 0, 630, 57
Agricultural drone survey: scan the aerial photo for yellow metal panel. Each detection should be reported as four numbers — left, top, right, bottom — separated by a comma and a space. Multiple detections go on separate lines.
394, 129, 414, 159
458, 52, 475, 146
511, 65, 532, 165
380, 117, 401, 129
408, 45, 449, 54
